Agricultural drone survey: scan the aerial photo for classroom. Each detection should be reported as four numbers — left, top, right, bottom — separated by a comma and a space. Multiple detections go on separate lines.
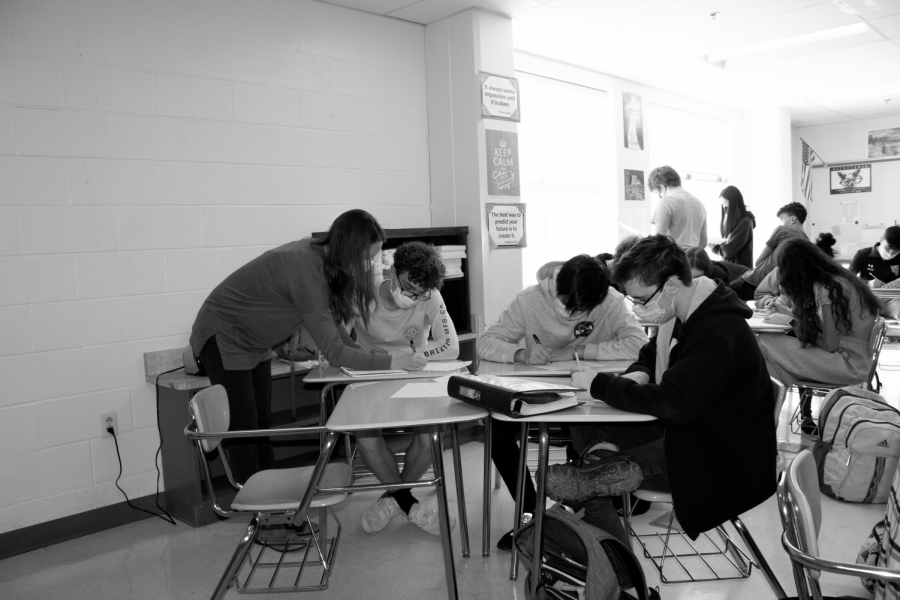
2, 1, 900, 599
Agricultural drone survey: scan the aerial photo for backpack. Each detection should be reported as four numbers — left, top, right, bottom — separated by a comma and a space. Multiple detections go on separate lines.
513, 504, 660, 600
812, 387, 900, 503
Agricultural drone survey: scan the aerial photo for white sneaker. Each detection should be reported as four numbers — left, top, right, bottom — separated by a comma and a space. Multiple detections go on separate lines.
407, 503, 456, 536
361, 494, 404, 533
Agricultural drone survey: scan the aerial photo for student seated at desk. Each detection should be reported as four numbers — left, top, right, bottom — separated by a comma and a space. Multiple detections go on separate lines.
849, 225, 900, 319
351, 241, 457, 536
754, 233, 838, 309
545, 235, 775, 543
757, 239, 880, 435
685, 247, 748, 283
730, 201, 809, 301
478, 255, 647, 550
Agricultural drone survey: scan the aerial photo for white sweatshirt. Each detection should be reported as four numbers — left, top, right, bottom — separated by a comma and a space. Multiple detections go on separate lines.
478, 261, 648, 363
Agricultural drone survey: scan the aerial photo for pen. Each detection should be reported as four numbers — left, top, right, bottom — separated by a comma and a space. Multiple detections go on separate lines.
409, 339, 415, 354
532, 333, 542, 345
574, 349, 582, 371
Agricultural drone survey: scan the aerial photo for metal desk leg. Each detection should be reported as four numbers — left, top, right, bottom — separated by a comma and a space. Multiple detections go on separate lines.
730, 517, 787, 599
530, 424, 550, 599
482, 417, 493, 557
622, 493, 634, 552
451, 424, 470, 558
430, 424, 459, 600
509, 422, 529, 580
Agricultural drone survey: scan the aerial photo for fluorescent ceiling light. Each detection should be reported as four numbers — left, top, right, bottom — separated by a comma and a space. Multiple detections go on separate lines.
810, 82, 900, 104
707, 22, 870, 63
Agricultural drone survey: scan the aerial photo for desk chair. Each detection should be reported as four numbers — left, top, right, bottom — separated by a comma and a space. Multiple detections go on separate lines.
789, 317, 887, 434
184, 385, 352, 599
624, 378, 787, 596
778, 450, 900, 600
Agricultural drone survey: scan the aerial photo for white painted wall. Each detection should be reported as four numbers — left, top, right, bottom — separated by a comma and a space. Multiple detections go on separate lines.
792, 116, 900, 253
0, 0, 429, 533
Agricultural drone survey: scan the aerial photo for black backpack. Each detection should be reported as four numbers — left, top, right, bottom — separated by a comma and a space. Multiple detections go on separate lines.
514, 504, 660, 600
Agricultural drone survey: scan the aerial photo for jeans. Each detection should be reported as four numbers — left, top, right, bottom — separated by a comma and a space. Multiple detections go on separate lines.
490, 420, 537, 513
569, 422, 670, 493
199, 336, 274, 484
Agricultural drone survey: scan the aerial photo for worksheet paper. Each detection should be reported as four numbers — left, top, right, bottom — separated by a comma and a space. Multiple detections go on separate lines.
390, 382, 449, 398
535, 360, 604, 372
422, 361, 471, 372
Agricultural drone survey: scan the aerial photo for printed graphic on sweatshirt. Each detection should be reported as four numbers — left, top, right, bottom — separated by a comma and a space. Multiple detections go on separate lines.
424, 303, 453, 358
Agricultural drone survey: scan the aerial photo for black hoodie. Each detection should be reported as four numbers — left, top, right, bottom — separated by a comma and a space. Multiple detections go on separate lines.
588, 282, 776, 538
713, 212, 756, 268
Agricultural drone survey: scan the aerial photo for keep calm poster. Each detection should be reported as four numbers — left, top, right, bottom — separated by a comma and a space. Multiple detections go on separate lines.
485, 130, 520, 196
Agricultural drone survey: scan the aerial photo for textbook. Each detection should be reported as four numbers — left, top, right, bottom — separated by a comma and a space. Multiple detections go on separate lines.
447, 373, 583, 418
339, 367, 407, 377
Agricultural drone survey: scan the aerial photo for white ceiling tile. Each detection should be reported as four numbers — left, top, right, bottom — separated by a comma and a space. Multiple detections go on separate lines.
839, 0, 900, 21
793, 111, 856, 126
839, 104, 900, 119
547, 0, 696, 26
869, 13, 900, 37
727, 39, 900, 75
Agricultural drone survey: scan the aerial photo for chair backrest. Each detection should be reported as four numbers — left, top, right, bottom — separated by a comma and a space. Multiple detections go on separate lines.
771, 377, 786, 427
190, 384, 230, 453
866, 317, 887, 389
787, 450, 823, 580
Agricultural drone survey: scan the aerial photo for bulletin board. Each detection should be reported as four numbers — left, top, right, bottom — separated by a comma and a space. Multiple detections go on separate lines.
807, 159, 899, 259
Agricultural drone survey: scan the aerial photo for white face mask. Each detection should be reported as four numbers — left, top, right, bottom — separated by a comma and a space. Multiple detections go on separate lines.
631, 282, 676, 324
878, 243, 898, 261
391, 279, 417, 310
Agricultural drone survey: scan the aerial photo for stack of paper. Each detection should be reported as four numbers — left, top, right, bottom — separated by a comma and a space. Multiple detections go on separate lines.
436, 246, 466, 278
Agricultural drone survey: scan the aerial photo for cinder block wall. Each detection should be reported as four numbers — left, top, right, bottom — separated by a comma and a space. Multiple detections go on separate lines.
0, 0, 429, 533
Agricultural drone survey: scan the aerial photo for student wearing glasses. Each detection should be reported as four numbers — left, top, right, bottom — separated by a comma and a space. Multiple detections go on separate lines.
548, 235, 775, 544
478, 254, 648, 550
351, 241, 458, 536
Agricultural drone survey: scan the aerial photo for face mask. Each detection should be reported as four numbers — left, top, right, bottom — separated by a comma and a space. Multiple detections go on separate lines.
390, 279, 417, 310
632, 283, 676, 324
878, 243, 898, 261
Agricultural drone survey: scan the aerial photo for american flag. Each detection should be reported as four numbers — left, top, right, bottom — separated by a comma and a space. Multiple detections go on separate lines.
800, 139, 818, 201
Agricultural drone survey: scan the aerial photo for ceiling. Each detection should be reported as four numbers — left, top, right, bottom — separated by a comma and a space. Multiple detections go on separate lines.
322, 0, 900, 127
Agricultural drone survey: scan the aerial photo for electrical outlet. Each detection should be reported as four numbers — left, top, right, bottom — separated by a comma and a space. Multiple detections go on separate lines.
101, 411, 117, 437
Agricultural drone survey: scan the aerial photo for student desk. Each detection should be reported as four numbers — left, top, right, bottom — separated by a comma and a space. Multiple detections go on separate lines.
305, 379, 489, 600
484, 376, 655, 595
475, 359, 635, 377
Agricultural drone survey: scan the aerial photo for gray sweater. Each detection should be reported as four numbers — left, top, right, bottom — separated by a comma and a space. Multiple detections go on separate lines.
190, 238, 391, 371
478, 262, 648, 363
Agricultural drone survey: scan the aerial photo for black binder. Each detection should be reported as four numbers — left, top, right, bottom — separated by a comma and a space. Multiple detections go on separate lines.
447, 373, 584, 418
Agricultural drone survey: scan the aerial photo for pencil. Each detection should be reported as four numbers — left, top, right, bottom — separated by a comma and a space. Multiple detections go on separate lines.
574, 350, 583, 371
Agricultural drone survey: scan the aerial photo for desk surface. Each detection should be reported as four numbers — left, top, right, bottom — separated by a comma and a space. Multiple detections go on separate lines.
149, 357, 310, 391
325, 380, 489, 431
475, 359, 634, 377
304, 363, 469, 384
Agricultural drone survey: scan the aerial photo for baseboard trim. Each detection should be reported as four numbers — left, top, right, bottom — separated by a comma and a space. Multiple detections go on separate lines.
0, 493, 171, 561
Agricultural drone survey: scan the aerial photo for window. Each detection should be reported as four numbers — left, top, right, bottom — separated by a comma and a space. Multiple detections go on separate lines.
516, 72, 614, 288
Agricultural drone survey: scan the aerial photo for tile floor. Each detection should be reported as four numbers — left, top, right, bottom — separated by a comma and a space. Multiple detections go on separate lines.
2, 344, 899, 600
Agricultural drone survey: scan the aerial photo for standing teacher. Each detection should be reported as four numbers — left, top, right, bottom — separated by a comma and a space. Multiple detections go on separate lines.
189, 209, 425, 484
649, 165, 707, 249
709, 185, 755, 268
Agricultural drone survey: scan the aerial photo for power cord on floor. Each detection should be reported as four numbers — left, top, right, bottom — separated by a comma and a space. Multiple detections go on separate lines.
108, 366, 183, 525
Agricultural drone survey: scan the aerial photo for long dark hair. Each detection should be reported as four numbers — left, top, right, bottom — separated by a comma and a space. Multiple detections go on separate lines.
777, 239, 880, 346
312, 210, 386, 327
719, 185, 751, 237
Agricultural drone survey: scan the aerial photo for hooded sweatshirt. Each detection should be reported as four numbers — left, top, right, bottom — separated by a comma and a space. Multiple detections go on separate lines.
585, 277, 776, 538
712, 212, 756, 268
477, 261, 648, 363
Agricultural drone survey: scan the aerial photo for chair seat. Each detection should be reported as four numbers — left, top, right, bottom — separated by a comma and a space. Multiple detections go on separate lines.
632, 489, 672, 503
232, 463, 352, 511
792, 380, 863, 390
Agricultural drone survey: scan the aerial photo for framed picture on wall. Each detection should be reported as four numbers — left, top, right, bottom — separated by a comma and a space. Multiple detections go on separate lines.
829, 164, 871, 194
622, 92, 644, 151
623, 169, 645, 201
868, 127, 900, 158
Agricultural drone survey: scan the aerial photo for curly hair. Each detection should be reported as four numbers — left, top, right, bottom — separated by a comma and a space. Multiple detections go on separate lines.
815, 232, 837, 258
776, 239, 880, 347
392, 241, 445, 290
647, 165, 681, 193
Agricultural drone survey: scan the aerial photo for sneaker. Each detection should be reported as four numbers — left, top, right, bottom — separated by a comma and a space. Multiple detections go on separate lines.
496, 512, 532, 552
361, 494, 404, 533
408, 503, 456, 536
547, 453, 643, 502
800, 417, 820, 437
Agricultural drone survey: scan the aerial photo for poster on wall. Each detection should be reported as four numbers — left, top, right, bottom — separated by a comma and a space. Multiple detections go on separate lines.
829, 164, 871, 194
485, 130, 520, 196
622, 92, 644, 151
486, 203, 526, 248
868, 127, 900, 158
480, 72, 520, 122
623, 169, 645, 201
